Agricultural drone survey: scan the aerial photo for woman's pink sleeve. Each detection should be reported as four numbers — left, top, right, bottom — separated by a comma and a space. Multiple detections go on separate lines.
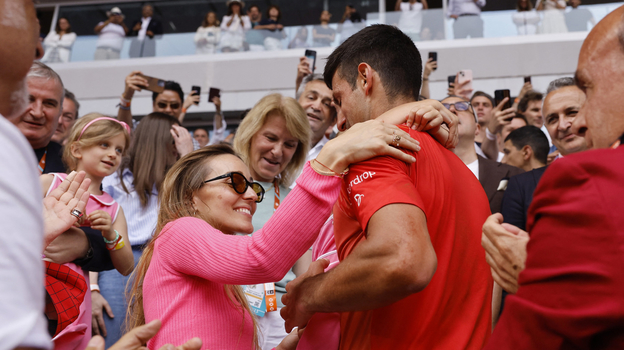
157, 163, 341, 285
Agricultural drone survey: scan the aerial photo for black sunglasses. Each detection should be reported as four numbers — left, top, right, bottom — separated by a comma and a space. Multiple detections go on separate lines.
203, 172, 265, 203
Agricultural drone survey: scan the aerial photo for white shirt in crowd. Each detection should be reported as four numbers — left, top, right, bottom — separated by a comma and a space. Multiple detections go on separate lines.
512, 10, 541, 35
194, 26, 221, 54
95, 22, 126, 51
0, 116, 51, 349
398, 2, 425, 34
41, 32, 77, 63
137, 16, 152, 41
466, 158, 480, 180
448, 0, 486, 17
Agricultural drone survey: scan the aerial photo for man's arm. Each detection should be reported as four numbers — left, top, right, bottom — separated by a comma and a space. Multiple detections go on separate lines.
282, 203, 437, 331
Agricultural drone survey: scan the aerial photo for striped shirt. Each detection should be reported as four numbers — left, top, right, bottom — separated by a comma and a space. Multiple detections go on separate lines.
102, 169, 159, 246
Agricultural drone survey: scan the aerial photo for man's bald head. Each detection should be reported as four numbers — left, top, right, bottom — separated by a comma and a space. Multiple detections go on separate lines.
573, 5, 624, 148
0, 0, 44, 118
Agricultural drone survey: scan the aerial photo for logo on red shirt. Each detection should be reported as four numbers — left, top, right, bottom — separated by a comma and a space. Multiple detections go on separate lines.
353, 194, 364, 206
347, 171, 376, 194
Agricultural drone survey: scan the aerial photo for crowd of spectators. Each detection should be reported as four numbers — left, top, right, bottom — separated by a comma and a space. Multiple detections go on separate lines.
3, 0, 624, 350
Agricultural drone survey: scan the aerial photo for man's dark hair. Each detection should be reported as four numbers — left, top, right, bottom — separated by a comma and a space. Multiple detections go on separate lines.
64, 89, 80, 118
152, 80, 184, 103
471, 91, 494, 106
505, 125, 549, 165
517, 90, 543, 113
248, 4, 260, 12
324, 24, 422, 102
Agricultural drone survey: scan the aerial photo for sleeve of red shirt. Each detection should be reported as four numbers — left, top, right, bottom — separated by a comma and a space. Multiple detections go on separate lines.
485, 156, 624, 349
344, 155, 424, 232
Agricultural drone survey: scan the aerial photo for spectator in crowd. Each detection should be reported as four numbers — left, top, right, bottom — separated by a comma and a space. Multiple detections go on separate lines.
41, 17, 76, 64
248, 4, 262, 27
51, 89, 80, 145
512, 0, 540, 35
395, 0, 429, 41
94, 7, 129, 60
194, 12, 221, 54
486, 112, 528, 162
536, 0, 568, 33
419, 57, 437, 99
246, 5, 265, 51
484, 7, 624, 347
443, 95, 524, 213
126, 119, 418, 349
501, 125, 549, 171
517, 90, 553, 147
282, 24, 491, 350
565, 0, 595, 32
288, 27, 309, 49
220, 0, 251, 52
312, 10, 336, 47
448, 0, 486, 38
254, 5, 285, 51
117, 72, 197, 125
338, 5, 365, 43
471, 91, 495, 148
194, 128, 209, 147
92, 112, 192, 347
129, 4, 163, 58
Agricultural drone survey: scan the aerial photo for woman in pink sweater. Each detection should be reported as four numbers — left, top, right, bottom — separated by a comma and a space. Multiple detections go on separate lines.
125, 119, 420, 350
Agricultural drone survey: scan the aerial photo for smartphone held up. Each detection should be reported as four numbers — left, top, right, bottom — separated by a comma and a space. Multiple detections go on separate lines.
494, 89, 512, 110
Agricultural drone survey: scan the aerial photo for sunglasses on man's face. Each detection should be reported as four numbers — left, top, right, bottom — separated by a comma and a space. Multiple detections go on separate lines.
203, 172, 265, 203
156, 102, 181, 110
442, 101, 471, 111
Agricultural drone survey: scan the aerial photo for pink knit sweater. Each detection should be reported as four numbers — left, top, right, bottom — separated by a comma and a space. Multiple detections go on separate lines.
143, 164, 340, 349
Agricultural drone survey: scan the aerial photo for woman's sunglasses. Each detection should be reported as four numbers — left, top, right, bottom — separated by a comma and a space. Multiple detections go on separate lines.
203, 172, 265, 203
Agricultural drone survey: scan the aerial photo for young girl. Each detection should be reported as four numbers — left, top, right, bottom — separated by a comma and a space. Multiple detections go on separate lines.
40, 113, 134, 350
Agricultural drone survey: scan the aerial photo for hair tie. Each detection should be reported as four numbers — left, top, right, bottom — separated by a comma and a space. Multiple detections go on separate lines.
78, 117, 131, 141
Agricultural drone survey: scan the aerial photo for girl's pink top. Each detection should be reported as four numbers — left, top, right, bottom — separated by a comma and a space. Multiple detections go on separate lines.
143, 164, 341, 350
45, 172, 119, 350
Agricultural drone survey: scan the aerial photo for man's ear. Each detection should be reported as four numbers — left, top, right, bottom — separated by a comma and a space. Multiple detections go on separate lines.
522, 145, 533, 161
357, 63, 374, 96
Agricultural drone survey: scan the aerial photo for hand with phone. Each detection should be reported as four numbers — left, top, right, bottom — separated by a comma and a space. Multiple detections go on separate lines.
296, 56, 313, 92
423, 58, 437, 81
124, 71, 149, 96
447, 73, 473, 100
517, 80, 534, 106
487, 94, 517, 135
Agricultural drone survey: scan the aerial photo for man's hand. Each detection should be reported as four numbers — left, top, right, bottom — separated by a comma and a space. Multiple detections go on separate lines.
87, 319, 202, 350
281, 259, 330, 333
481, 213, 529, 294
547, 150, 560, 164
171, 125, 194, 157
146, 30, 154, 38
518, 82, 533, 102
487, 97, 516, 134
124, 71, 148, 95
211, 96, 221, 112
44, 227, 89, 264
449, 76, 473, 100
296, 57, 313, 91
91, 291, 114, 336
132, 22, 142, 32
183, 92, 200, 110
43, 171, 90, 249
423, 58, 437, 80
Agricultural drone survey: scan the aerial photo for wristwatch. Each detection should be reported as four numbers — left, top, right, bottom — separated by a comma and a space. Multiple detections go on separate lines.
73, 244, 94, 266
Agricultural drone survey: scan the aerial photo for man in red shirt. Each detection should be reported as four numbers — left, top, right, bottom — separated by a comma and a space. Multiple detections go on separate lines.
281, 24, 493, 349
483, 5, 624, 348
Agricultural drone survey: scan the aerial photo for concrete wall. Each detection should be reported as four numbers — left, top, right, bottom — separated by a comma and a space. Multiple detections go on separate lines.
48, 31, 587, 120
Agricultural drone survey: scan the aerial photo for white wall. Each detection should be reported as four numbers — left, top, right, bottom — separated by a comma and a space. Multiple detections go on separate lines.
47, 31, 588, 117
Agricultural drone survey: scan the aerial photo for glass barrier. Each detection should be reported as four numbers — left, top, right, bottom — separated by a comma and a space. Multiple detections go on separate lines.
40, 2, 624, 64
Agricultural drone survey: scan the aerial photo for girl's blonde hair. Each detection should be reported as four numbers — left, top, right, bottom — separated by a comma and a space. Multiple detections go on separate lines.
63, 113, 130, 171
234, 93, 311, 187
126, 144, 259, 349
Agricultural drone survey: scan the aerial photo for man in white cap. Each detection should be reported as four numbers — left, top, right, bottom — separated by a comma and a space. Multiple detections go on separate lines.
94, 7, 129, 60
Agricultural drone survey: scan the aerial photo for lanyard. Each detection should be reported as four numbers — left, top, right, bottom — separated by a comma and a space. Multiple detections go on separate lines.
38, 150, 47, 175
273, 179, 280, 212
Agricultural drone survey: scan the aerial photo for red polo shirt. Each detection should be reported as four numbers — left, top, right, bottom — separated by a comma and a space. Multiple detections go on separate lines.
333, 126, 493, 350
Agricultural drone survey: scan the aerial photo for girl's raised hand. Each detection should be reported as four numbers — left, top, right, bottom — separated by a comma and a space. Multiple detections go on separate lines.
88, 210, 114, 240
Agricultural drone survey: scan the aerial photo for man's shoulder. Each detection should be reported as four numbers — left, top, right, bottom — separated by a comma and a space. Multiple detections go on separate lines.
544, 147, 624, 185
479, 155, 524, 176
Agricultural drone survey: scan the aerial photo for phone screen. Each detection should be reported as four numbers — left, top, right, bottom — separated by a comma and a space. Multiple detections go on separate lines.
428, 52, 437, 71
191, 86, 201, 105
304, 49, 317, 73
447, 75, 456, 87
524, 76, 532, 84
494, 89, 512, 110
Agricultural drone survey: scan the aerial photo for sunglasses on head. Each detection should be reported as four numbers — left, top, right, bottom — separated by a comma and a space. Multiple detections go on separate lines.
203, 172, 265, 203
157, 102, 181, 110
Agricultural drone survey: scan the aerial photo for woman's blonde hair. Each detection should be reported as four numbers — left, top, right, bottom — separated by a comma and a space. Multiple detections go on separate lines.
234, 93, 311, 187
63, 113, 130, 171
126, 144, 259, 349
